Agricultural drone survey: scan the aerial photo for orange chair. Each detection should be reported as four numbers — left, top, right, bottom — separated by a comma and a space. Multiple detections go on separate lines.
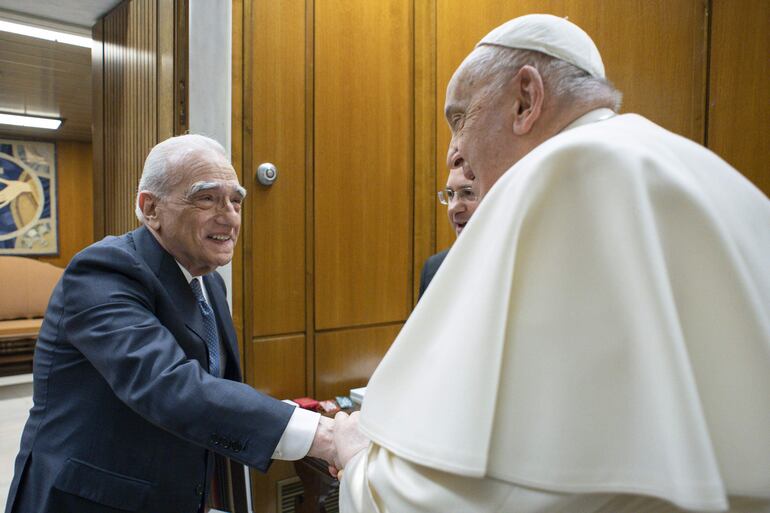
0, 256, 63, 376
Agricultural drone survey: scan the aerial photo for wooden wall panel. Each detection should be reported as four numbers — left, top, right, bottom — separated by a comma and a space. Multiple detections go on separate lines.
314, 0, 414, 330
92, 19, 105, 240
315, 323, 401, 400
37, 142, 94, 268
434, 0, 707, 252
249, 0, 307, 337
708, 0, 770, 197
232, 0, 245, 368
102, 0, 158, 235
246, 335, 306, 400
248, 460, 296, 513
413, 0, 438, 305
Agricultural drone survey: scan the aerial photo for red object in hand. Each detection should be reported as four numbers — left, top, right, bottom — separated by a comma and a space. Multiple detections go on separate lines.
294, 397, 319, 410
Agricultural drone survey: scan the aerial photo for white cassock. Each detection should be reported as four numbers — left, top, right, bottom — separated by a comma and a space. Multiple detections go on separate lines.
339, 109, 770, 513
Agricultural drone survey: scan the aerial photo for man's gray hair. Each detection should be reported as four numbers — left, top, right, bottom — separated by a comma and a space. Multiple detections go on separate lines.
466, 45, 623, 112
135, 134, 228, 222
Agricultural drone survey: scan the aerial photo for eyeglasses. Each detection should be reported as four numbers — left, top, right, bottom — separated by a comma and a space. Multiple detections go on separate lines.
438, 186, 478, 206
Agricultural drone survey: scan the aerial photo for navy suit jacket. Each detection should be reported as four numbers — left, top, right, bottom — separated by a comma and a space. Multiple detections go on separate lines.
6, 226, 294, 513
418, 249, 449, 299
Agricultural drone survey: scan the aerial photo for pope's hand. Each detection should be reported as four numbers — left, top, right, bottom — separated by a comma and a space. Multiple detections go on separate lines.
333, 411, 369, 470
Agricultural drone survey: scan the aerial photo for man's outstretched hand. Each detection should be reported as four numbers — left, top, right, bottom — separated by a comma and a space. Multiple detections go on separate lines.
307, 415, 338, 476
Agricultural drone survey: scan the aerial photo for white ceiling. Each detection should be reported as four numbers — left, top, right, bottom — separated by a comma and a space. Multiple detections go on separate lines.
0, 0, 122, 29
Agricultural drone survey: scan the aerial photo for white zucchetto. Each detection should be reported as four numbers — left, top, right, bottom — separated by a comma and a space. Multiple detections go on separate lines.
477, 14, 606, 78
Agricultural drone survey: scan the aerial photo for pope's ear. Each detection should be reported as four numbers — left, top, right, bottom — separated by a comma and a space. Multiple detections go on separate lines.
510, 65, 544, 136
138, 191, 161, 229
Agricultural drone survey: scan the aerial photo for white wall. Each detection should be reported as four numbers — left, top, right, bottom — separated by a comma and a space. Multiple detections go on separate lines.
188, 0, 234, 309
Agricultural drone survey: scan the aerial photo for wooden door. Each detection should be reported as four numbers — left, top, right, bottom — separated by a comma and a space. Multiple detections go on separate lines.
243, 0, 413, 403
240, 2, 415, 510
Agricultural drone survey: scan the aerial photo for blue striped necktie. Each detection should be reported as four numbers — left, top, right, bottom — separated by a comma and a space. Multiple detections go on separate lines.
190, 277, 220, 377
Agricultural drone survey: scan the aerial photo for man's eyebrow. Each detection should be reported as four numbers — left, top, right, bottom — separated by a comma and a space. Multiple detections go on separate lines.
188, 181, 220, 195
188, 181, 247, 198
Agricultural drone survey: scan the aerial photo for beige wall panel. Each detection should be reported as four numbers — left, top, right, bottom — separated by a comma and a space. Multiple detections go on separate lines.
37, 142, 94, 268
246, 335, 306, 401
315, 323, 401, 400
708, 0, 770, 197
314, 1, 414, 330
249, 0, 307, 337
434, 0, 707, 252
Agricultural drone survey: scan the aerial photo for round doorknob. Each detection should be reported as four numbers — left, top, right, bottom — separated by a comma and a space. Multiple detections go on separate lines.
256, 163, 278, 186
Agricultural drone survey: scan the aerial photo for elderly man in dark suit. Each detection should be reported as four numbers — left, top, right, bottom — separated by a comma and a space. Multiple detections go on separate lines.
5, 134, 335, 513
418, 167, 480, 298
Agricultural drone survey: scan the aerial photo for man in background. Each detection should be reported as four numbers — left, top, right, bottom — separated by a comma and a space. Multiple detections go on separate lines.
6, 135, 335, 513
418, 167, 480, 298
334, 14, 770, 512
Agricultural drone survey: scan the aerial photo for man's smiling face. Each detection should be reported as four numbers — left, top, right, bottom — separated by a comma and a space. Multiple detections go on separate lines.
152, 151, 245, 276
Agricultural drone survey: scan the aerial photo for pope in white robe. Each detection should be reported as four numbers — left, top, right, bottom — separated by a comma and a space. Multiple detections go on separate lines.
333, 14, 770, 513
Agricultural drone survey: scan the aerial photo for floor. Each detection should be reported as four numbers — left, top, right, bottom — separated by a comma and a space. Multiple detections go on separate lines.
0, 373, 32, 512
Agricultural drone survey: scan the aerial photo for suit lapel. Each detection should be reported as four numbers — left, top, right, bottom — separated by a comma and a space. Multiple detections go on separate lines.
131, 226, 207, 346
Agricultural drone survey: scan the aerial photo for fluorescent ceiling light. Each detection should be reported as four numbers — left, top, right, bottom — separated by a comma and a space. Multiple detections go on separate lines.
0, 19, 92, 49
0, 113, 62, 130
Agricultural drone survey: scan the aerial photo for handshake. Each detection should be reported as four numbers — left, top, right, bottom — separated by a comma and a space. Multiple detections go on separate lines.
307, 411, 370, 477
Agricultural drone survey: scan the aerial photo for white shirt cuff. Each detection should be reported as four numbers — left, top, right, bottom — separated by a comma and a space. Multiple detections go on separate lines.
272, 403, 320, 461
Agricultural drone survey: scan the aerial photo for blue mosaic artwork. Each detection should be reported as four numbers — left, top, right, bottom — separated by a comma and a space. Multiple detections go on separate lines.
0, 140, 58, 255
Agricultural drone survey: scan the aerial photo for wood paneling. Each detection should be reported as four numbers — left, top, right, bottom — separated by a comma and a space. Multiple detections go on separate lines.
102, 0, 158, 235
314, 0, 414, 330
434, 0, 708, 252
708, 0, 770, 197
303, 0, 317, 399
413, 0, 437, 305
95, 0, 183, 237
38, 141, 94, 268
246, 335, 306, 405
157, 0, 175, 140
0, 33, 92, 142
249, 0, 307, 337
92, 20, 105, 239
248, 460, 296, 513
315, 323, 401, 400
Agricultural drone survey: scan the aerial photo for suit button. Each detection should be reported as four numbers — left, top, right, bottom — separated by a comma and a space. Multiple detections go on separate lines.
195, 484, 204, 496
232, 442, 242, 452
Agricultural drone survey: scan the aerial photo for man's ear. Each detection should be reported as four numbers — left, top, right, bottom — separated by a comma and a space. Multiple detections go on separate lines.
138, 191, 161, 230
510, 65, 544, 136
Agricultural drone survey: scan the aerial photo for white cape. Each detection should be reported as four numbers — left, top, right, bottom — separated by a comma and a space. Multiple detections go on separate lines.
359, 113, 770, 511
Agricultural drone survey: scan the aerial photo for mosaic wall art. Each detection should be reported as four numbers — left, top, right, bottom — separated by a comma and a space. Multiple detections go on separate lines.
0, 139, 58, 255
